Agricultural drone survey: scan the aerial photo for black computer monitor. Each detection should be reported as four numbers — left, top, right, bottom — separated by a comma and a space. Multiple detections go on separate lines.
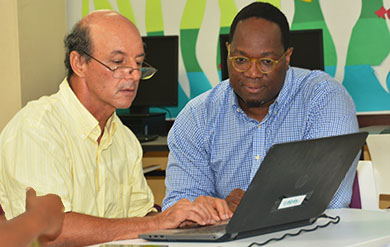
219, 29, 324, 81
130, 35, 179, 114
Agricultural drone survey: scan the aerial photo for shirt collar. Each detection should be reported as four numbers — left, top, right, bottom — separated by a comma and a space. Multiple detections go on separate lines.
58, 78, 118, 141
228, 82, 240, 112
273, 67, 293, 108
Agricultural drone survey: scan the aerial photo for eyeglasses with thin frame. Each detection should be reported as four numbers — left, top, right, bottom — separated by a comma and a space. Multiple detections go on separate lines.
81, 50, 157, 80
228, 44, 289, 74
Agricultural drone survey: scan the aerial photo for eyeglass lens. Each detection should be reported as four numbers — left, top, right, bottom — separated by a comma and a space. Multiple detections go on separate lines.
232, 57, 276, 73
112, 67, 157, 80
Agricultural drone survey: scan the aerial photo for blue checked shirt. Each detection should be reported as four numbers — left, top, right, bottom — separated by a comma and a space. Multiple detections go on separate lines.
162, 67, 359, 210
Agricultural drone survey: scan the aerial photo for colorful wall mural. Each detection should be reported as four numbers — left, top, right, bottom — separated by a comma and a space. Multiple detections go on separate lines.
66, 0, 390, 118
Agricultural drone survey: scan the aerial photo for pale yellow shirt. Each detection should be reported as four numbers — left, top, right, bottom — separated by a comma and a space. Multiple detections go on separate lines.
0, 79, 155, 219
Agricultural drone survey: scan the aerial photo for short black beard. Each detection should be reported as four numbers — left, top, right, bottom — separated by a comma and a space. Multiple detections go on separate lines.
235, 92, 277, 108
245, 100, 266, 108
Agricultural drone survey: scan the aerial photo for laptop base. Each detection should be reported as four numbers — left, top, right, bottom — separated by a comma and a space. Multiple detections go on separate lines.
140, 217, 315, 242
231, 217, 315, 241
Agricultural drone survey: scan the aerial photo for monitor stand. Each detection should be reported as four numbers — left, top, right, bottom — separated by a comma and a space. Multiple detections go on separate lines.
136, 120, 160, 143
118, 108, 166, 143
136, 134, 159, 143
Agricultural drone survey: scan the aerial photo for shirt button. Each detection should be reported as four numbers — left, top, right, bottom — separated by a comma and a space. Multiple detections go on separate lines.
255, 155, 260, 160
81, 134, 85, 138
258, 125, 261, 129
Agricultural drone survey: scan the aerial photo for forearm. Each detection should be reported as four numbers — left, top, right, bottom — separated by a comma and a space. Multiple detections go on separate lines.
44, 212, 161, 247
0, 210, 47, 247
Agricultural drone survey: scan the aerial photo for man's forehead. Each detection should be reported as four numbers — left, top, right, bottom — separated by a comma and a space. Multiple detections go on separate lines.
109, 49, 145, 58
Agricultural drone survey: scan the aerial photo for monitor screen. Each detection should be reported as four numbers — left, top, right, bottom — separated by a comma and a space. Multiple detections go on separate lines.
130, 35, 179, 113
219, 29, 324, 81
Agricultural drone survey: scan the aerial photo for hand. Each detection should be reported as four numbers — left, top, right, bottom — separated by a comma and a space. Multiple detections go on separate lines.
25, 188, 65, 241
154, 198, 215, 229
193, 196, 232, 222
225, 188, 245, 213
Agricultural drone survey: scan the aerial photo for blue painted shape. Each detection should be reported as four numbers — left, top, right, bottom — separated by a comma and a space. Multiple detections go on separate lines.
324, 65, 336, 78
187, 72, 212, 98
387, 72, 390, 94
343, 65, 390, 112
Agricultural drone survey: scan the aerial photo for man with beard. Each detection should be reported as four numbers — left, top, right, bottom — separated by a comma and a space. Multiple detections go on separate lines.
163, 2, 359, 218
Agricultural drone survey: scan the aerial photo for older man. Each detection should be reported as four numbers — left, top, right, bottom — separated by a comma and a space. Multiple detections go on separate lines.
0, 10, 216, 247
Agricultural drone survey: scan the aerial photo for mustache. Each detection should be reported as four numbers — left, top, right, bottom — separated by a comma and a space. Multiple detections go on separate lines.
118, 81, 137, 90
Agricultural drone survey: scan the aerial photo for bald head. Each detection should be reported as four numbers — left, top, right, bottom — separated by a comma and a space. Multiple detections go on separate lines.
81, 9, 126, 23
80, 10, 139, 35
64, 10, 142, 80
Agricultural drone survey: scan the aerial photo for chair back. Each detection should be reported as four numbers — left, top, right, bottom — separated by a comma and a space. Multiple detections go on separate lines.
356, 160, 380, 210
366, 134, 390, 195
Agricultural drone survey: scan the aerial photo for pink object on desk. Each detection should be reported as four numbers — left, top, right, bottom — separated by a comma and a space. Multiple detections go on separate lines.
349, 172, 362, 209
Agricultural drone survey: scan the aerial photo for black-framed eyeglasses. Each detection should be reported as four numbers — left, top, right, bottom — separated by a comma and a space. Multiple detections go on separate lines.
81, 50, 157, 80
228, 44, 289, 74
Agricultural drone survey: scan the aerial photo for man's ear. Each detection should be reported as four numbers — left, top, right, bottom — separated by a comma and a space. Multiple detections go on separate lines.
284, 47, 294, 69
70, 51, 87, 78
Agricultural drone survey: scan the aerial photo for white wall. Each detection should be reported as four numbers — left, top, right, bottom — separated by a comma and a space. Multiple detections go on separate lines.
18, 0, 67, 106
0, 0, 22, 131
0, 0, 66, 131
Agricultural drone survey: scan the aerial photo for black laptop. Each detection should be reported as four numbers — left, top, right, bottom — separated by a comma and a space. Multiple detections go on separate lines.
139, 132, 368, 242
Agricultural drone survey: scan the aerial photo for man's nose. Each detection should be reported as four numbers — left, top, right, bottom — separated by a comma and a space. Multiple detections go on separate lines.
245, 60, 264, 78
123, 68, 141, 81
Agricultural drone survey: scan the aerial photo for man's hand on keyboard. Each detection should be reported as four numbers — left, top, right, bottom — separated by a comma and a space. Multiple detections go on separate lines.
154, 198, 215, 229
175, 195, 233, 229
193, 196, 233, 222
225, 188, 245, 213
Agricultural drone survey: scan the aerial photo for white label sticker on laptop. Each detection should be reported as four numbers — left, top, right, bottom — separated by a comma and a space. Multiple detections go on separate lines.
278, 195, 307, 209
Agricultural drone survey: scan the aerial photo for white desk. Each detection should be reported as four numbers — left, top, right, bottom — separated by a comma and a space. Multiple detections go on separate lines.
90, 208, 390, 247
